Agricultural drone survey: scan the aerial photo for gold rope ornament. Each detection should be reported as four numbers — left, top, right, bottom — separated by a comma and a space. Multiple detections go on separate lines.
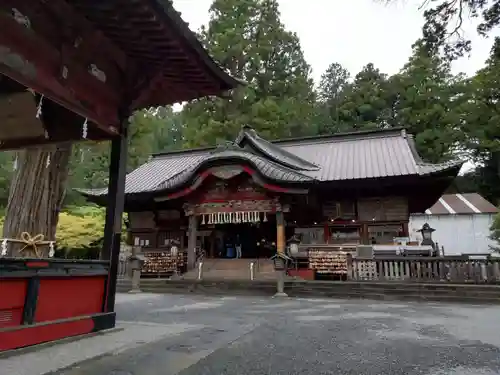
0, 232, 55, 258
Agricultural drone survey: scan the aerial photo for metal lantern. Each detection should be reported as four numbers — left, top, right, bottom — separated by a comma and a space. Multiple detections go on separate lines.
418, 223, 435, 241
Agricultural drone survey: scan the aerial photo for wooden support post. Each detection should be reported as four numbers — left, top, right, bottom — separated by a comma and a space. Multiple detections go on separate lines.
102, 126, 128, 314
187, 215, 197, 270
274, 210, 288, 298
276, 211, 285, 254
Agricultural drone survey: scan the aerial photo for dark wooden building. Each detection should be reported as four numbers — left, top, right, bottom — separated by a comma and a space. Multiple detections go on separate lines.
82, 126, 462, 275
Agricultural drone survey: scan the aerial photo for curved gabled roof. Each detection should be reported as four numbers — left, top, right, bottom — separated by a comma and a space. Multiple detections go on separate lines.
154, 146, 315, 193
235, 126, 320, 172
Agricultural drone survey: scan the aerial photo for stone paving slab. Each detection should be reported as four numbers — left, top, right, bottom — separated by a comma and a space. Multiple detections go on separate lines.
5, 293, 500, 375
1, 320, 203, 375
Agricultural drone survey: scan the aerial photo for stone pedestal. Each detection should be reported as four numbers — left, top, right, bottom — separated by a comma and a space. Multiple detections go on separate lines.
129, 269, 142, 293
273, 269, 288, 298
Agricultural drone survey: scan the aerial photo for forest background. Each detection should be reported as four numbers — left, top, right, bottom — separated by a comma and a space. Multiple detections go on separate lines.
1, 0, 499, 250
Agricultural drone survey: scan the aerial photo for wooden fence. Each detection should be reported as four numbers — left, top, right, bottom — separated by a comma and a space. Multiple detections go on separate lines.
347, 255, 500, 283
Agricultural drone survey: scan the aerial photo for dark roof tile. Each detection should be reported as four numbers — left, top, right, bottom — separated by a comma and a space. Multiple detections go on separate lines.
80, 128, 462, 197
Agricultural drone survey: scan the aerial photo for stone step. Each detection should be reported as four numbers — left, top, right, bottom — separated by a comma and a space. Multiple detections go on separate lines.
117, 279, 500, 304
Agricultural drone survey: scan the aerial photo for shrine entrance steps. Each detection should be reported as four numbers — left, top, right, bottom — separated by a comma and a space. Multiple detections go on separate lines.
182, 258, 277, 281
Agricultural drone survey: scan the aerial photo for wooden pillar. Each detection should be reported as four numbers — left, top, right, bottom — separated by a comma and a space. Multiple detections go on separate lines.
187, 215, 198, 270
323, 224, 330, 244
361, 223, 369, 245
276, 211, 285, 254
102, 126, 128, 314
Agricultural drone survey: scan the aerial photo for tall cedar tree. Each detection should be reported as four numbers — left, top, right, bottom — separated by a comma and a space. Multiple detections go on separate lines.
460, 37, 500, 204
335, 63, 392, 130
390, 39, 467, 163
181, 0, 316, 146
2, 95, 77, 257
316, 62, 351, 134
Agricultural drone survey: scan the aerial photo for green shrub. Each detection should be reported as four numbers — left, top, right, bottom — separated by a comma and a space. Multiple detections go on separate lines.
490, 212, 500, 252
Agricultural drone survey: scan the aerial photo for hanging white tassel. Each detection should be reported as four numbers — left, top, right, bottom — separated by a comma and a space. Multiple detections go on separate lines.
201, 214, 205, 225
208, 213, 213, 225
225, 212, 230, 223
46, 153, 51, 168
13, 154, 18, 171
1, 239, 7, 256
36, 95, 44, 119
263, 212, 268, 222
48, 242, 55, 258
82, 118, 88, 139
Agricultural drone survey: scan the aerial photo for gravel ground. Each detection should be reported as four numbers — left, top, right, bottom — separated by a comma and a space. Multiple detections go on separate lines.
6, 293, 500, 375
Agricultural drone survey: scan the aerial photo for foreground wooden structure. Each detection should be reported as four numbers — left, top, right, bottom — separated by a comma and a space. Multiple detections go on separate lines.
0, 0, 240, 352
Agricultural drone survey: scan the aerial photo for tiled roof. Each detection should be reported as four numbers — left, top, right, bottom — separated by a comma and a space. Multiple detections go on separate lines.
421, 193, 499, 215
79, 128, 462, 197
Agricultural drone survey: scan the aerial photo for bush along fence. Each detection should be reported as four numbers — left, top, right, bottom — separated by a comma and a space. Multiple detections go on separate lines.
346, 255, 500, 283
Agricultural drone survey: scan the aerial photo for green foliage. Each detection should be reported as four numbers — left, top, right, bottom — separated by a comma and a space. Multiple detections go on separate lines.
389, 39, 467, 162
316, 62, 351, 134
383, 0, 500, 60
490, 212, 500, 251
0, 205, 105, 249
181, 0, 317, 146
335, 63, 393, 131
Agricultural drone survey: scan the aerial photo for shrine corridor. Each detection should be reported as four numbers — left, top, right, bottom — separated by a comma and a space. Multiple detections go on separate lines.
3, 293, 500, 375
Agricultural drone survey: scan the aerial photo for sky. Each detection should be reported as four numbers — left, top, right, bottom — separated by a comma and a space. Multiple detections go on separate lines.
172, 0, 499, 82
171, 0, 498, 174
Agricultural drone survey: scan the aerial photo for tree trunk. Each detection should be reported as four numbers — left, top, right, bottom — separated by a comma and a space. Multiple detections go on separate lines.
3, 143, 72, 257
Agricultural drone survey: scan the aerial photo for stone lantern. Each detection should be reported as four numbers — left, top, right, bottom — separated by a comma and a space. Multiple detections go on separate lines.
418, 223, 437, 255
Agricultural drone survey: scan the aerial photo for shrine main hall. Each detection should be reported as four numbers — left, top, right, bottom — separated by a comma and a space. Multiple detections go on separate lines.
81, 126, 461, 276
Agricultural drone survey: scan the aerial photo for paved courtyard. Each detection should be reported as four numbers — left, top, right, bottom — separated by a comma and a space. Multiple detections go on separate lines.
3, 293, 500, 375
